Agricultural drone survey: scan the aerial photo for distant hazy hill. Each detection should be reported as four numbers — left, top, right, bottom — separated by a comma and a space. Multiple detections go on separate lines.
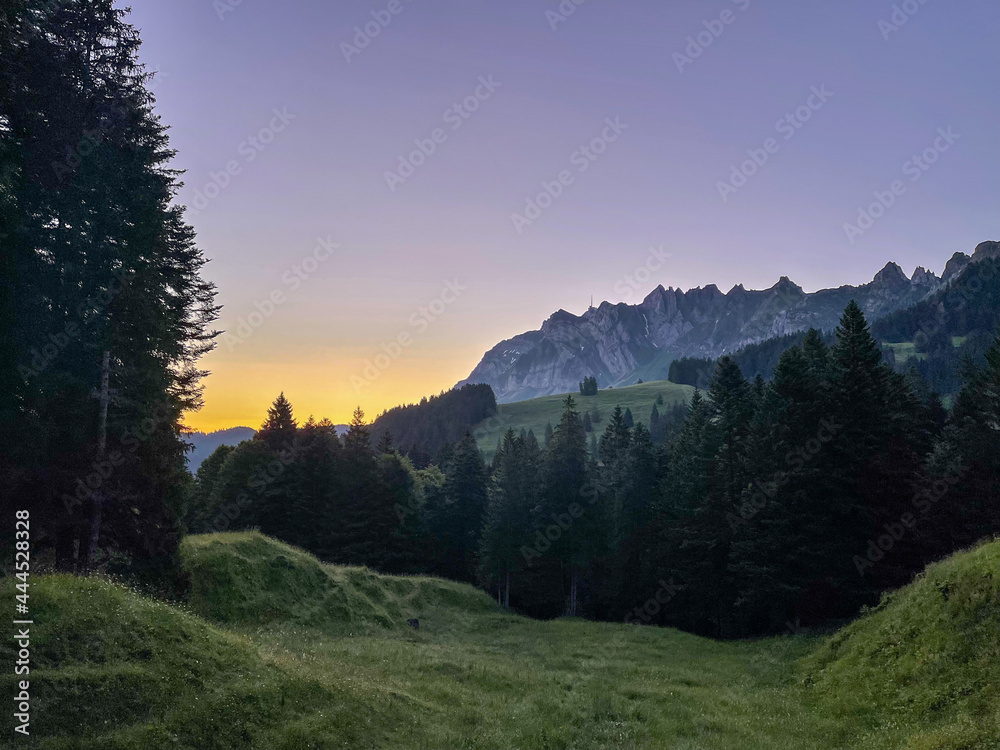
186, 424, 351, 471
459, 249, 971, 402
185, 427, 255, 471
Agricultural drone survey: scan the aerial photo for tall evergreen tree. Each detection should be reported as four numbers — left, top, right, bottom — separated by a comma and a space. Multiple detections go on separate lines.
256, 393, 297, 451
376, 429, 395, 454
1, 0, 218, 582
431, 432, 489, 582
828, 302, 932, 607
541, 395, 597, 616
335, 407, 397, 568
479, 430, 539, 606
649, 402, 662, 442
729, 344, 836, 631
599, 406, 632, 546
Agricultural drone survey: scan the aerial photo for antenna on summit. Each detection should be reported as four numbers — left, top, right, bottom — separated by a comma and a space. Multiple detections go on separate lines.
589, 295, 594, 311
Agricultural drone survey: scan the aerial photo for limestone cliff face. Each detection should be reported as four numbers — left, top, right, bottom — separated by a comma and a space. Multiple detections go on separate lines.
460, 258, 955, 403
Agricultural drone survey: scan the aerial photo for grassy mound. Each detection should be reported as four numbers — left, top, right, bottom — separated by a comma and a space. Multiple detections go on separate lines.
804, 539, 1000, 749
180, 531, 500, 635
0, 575, 335, 749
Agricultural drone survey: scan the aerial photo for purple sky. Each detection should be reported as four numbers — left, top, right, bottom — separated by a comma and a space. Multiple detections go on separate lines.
126, 0, 1000, 429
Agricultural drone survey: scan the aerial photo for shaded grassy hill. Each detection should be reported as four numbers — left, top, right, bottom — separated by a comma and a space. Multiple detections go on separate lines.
471, 379, 694, 456
4, 531, 1000, 749
804, 539, 1000, 749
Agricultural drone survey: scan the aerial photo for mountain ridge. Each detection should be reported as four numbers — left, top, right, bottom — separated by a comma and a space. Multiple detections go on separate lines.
460, 244, 996, 403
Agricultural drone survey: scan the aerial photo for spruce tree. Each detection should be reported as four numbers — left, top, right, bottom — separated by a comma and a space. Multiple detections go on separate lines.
599, 406, 632, 546
257, 393, 297, 451
729, 345, 834, 631
653, 389, 713, 631
2, 0, 218, 580
336, 407, 397, 568
649, 403, 661, 442
274, 416, 343, 557
435, 432, 489, 582
479, 430, 539, 606
827, 302, 930, 613
541, 395, 597, 616
377, 429, 396, 454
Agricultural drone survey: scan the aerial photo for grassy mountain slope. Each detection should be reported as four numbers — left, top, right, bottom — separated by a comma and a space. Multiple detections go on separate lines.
471, 379, 694, 455
6, 532, 1000, 749
804, 539, 1000, 749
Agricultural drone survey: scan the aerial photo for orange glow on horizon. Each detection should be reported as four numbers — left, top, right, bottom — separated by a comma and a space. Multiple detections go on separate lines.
182, 348, 477, 434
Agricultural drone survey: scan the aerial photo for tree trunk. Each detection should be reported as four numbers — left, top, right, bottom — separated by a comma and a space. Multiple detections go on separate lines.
569, 568, 579, 617
54, 525, 76, 572
82, 350, 110, 574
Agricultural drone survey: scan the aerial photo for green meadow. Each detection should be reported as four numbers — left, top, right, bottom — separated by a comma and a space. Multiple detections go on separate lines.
472, 379, 695, 456
4, 531, 999, 749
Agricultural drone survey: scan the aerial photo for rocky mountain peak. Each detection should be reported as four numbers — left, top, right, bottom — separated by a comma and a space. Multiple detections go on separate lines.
772, 276, 804, 293
872, 261, 909, 288
911, 266, 938, 285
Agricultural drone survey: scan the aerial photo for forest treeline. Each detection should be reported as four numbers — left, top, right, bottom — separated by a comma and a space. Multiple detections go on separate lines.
190, 302, 1000, 635
368, 384, 497, 467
